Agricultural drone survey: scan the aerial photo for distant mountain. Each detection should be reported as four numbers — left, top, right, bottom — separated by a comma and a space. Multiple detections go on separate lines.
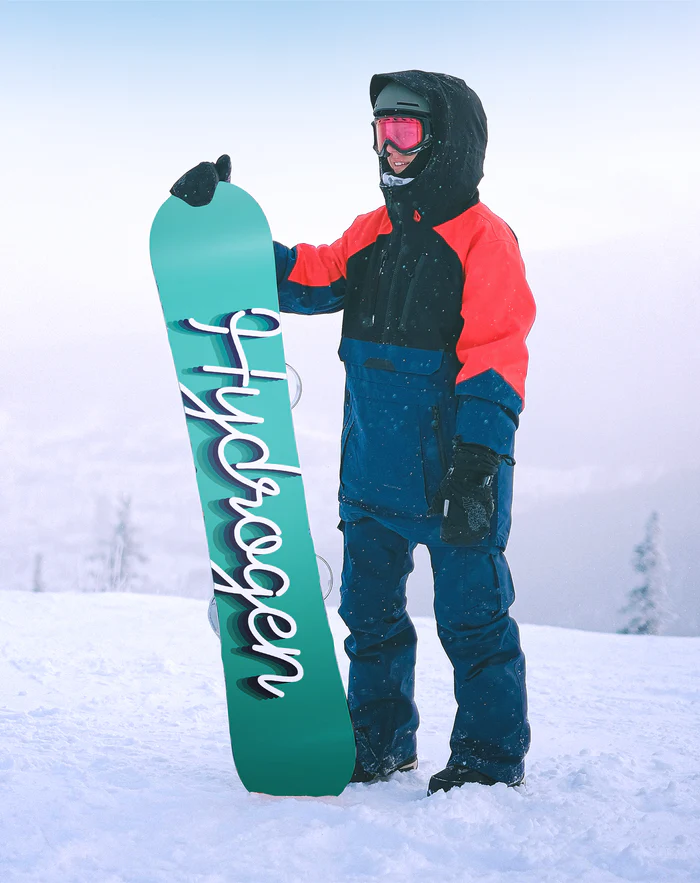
506, 467, 700, 636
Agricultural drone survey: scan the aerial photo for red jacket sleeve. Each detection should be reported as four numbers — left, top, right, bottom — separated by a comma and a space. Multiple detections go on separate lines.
453, 230, 536, 455
457, 234, 535, 401
275, 207, 390, 315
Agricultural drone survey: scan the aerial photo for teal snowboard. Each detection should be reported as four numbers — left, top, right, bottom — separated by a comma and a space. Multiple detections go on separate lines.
149, 182, 355, 796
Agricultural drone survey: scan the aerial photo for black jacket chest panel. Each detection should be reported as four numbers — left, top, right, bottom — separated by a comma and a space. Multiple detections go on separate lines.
341, 224, 464, 352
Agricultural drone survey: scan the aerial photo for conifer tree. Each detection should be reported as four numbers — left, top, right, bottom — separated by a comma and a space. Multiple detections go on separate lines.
105, 494, 147, 591
83, 494, 147, 592
32, 553, 44, 592
618, 511, 671, 635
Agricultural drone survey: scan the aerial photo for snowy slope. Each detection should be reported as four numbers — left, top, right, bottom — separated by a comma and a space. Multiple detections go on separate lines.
1, 593, 699, 883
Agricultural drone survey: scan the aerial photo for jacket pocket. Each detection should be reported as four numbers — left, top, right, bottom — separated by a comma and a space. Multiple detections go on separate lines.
340, 391, 432, 517
338, 339, 453, 518
338, 336, 445, 381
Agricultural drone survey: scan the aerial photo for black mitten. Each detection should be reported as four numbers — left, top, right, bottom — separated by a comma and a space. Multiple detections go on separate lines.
170, 154, 232, 207
429, 439, 514, 546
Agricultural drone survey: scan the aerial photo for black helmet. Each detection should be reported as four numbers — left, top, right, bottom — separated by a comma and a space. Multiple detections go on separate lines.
373, 82, 431, 118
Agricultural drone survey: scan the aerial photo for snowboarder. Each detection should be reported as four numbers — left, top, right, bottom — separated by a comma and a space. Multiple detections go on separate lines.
172, 69, 535, 795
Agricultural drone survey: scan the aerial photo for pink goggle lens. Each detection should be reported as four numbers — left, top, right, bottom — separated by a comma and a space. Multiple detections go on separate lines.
373, 117, 425, 153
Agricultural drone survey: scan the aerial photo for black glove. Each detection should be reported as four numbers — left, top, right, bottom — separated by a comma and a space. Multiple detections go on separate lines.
429, 439, 514, 546
170, 154, 231, 207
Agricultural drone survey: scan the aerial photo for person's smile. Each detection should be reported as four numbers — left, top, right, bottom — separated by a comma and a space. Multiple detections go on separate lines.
386, 145, 418, 174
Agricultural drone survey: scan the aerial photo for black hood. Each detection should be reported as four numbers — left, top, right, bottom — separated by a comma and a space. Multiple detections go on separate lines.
370, 70, 487, 226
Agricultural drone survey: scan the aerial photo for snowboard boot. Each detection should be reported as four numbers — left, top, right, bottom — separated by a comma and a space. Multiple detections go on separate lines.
427, 765, 524, 796
350, 756, 418, 784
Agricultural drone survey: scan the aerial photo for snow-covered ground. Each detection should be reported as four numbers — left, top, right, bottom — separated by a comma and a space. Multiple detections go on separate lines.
1, 591, 699, 883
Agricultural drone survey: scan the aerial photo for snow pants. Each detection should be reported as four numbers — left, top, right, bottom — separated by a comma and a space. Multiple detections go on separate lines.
338, 515, 530, 785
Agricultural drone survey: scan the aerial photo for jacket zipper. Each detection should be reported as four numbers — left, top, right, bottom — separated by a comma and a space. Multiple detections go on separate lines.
365, 249, 389, 329
370, 189, 397, 331
381, 232, 406, 343
398, 253, 427, 332
431, 405, 449, 474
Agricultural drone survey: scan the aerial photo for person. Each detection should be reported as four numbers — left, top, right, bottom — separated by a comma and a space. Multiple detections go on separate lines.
171, 69, 536, 796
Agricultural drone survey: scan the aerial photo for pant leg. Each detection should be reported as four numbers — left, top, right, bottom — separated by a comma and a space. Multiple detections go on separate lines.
429, 545, 530, 784
338, 516, 419, 774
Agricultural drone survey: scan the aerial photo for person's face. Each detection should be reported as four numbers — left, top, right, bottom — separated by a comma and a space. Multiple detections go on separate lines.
385, 144, 420, 175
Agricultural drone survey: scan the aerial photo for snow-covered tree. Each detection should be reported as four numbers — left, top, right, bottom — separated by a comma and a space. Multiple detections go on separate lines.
105, 494, 147, 591
32, 553, 44, 592
83, 494, 147, 592
618, 511, 671, 635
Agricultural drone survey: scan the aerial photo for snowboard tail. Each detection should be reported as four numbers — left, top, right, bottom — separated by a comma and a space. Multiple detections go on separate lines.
149, 184, 355, 796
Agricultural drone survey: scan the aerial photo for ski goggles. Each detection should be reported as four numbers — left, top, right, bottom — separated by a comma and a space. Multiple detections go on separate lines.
372, 116, 432, 155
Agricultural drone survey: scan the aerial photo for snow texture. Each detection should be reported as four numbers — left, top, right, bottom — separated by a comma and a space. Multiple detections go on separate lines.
1, 592, 699, 883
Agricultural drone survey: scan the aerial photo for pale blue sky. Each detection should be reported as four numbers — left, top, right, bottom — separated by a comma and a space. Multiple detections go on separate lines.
4, 1, 699, 252
2, 1, 699, 479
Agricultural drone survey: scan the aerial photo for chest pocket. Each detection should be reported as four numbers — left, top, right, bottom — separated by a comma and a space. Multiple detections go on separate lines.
338, 338, 452, 519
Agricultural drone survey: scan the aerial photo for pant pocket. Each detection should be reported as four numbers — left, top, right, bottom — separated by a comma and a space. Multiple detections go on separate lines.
489, 551, 515, 612
494, 463, 514, 548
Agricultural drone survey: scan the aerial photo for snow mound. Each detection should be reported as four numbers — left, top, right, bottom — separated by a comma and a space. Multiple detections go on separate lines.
1, 592, 699, 883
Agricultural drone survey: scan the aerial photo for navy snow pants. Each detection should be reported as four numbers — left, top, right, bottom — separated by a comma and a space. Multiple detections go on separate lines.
338, 515, 530, 785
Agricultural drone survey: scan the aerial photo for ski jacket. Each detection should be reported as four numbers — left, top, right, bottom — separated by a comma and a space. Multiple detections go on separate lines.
274, 71, 535, 538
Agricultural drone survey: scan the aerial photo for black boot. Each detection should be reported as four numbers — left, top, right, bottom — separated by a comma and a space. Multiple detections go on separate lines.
427, 765, 523, 795
351, 756, 418, 784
